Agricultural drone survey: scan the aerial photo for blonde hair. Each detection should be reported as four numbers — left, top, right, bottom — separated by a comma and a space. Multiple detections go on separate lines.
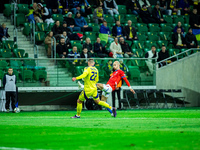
88, 58, 95, 64
86, 38, 91, 43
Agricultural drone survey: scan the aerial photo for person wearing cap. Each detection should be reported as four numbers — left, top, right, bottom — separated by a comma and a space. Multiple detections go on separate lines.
185, 28, 199, 49
152, 3, 167, 24
64, 12, 81, 32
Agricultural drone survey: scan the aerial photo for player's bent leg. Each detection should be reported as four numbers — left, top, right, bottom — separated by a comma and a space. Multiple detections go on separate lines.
101, 95, 108, 102
94, 99, 111, 110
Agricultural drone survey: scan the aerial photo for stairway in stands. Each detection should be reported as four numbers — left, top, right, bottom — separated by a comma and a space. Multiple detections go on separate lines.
0, 13, 76, 87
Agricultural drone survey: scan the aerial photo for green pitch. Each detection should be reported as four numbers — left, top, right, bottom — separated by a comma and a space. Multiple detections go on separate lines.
0, 108, 200, 150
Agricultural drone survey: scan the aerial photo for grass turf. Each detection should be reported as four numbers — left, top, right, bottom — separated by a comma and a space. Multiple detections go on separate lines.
0, 108, 200, 150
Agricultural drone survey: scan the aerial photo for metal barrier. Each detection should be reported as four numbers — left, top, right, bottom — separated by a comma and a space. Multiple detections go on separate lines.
30, 20, 35, 44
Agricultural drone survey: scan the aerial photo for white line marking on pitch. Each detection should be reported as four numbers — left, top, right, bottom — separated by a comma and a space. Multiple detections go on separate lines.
0, 147, 51, 150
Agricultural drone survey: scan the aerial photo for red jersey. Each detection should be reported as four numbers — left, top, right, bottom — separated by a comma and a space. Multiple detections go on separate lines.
107, 69, 131, 90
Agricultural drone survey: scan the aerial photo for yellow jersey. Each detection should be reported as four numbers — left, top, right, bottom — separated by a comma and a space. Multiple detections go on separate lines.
76, 66, 99, 92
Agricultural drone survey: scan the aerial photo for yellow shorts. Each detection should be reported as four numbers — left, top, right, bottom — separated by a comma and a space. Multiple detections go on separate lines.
79, 89, 99, 101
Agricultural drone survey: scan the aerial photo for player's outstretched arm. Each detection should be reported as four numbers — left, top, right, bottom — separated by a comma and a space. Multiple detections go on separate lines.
122, 76, 135, 94
72, 77, 76, 82
72, 69, 89, 82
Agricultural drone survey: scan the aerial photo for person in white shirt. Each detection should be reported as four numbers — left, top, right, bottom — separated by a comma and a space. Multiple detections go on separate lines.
110, 37, 123, 58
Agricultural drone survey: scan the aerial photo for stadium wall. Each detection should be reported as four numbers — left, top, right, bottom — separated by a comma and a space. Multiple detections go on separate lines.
156, 53, 200, 106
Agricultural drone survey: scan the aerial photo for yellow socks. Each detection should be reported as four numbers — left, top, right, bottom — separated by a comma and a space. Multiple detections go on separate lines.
77, 103, 82, 116
98, 101, 112, 110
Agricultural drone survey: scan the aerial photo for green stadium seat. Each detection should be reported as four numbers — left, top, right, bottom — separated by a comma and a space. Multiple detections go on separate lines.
1, 49, 12, 58
159, 32, 171, 41
0, 60, 8, 70
147, 32, 159, 41
15, 13, 26, 27
21, 69, 33, 81
88, 23, 99, 32
70, 40, 82, 46
173, 16, 185, 24
48, 23, 55, 30
2, 40, 18, 50
35, 32, 46, 44
13, 70, 19, 81
128, 66, 141, 81
37, 23, 50, 32
144, 41, 157, 49
157, 40, 169, 48
183, 24, 190, 32
10, 60, 23, 70
52, 14, 64, 23
13, 49, 28, 58
23, 60, 36, 70
184, 15, 189, 24
114, 14, 126, 24
3, 4, 11, 17
148, 24, 160, 32
132, 48, 144, 58
17, 4, 29, 15
118, 5, 127, 14
132, 41, 145, 49
160, 24, 173, 32
138, 34, 146, 41
89, 14, 94, 22
85, 32, 97, 41
0, 70, 5, 80
104, 14, 114, 23
137, 25, 148, 33
23, 23, 31, 36
181, 49, 192, 57
125, 14, 137, 23
169, 49, 180, 56
75, 66, 85, 76
33, 70, 47, 81
163, 15, 173, 24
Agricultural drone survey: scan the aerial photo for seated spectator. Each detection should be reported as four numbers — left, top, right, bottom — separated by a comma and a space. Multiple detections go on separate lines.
140, 5, 156, 24
157, 0, 171, 15
95, 0, 107, 14
61, 21, 72, 34
178, 0, 190, 15
94, 37, 108, 58
172, 27, 187, 49
52, 20, 62, 40
45, 31, 54, 58
56, 38, 69, 58
124, 20, 138, 41
32, 3, 43, 23
64, 12, 81, 32
169, 0, 181, 15
119, 37, 133, 58
38, 3, 54, 26
100, 21, 113, 42
126, 0, 140, 15
193, 0, 200, 15
59, 0, 69, 15
93, 6, 105, 24
157, 45, 170, 68
145, 45, 158, 76
110, 37, 123, 58
74, 12, 93, 32
0, 23, 10, 41
80, 48, 91, 65
173, 21, 185, 36
104, 0, 119, 16
68, 0, 85, 15
83, 38, 95, 57
139, 0, 152, 13
46, 0, 62, 15
112, 21, 126, 38
189, 9, 200, 29
185, 28, 199, 49
60, 31, 72, 49
152, 3, 167, 24
84, 0, 93, 16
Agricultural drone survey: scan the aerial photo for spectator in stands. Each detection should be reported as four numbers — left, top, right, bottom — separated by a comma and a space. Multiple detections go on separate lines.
124, 20, 138, 41
119, 37, 133, 58
104, 0, 119, 17
95, 0, 107, 14
189, 9, 200, 29
67, 0, 85, 15
83, 38, 95, 57
56, 38, 69, 58
80, 48, 91, 65
179, 0, 190, 15
100, 21, 113, 42
157, 0, 171, 15
145, 45, 158, 76
169, 0, 181, 15
46, 0, 62, 15
193, 0, 200, 15
140, 5, 156, 24
61, 21, 72, 34
64, 12, 81, 32
172, 27, 187, 49
60, 31, 72, 49
185, 28, 199, 49
126, 0, 140, 15
173, 22, 185, 36
93, 6, 105, 24
38, 3, 54, 26
52, 20, 62, 40
84, 0, 93, 16
138, 0, 152, 13
74, 12, 93, 32
152, 3, 167, 24
33, 3, 43, 23
60, 0, 69, 15
94, 37, 108, 57
0, 23, 10, 41
110, 37, 123, 58
112, 21, 126, 38
45, 31, 54, 58
157, 45, 170, 68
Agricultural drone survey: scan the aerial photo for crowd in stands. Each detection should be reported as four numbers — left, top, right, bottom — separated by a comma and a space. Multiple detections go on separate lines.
2, 0, 200, 76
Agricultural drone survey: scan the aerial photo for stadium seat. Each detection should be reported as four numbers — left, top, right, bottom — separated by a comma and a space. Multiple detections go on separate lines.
21, 69, 33, 81
163, 15, 173, 24
138, 34, 146, 41
169, 49, 180, 56
35, 32, 46, 44
10, 60, 23, 70
144, 41, 157, 49
0, 60, 8, 70
75, 66, 85, 76
147, 32, 159, 41
173, 16, 185, 24
148, 24, 160, 32
70, 40, 82, 46
37, 23, 49, 32
13, 49, 28, 58
33, 70, 47, 81
17, 4, 29, 15
183, 24, 190, 32
88, 23, 99, 32
159, 32, 171, 41
137, 25, 148, 33
23, 60, 36, 70
114, 14, 126, 24
52, 14, 64, 23
132, 40, 144, 49
48, 23, 55, 31
132, 48, 144, 58
160, 24, 173, 32
184, 15, 189, 24
128, 66, 141, 82
3, 4, 11, 17
89, 14, 94, 22
13, 70, 19, 81
1, 49, 12, 58
23, 23, 31, 36
2, 40, 18, 50
104, 14, 114, 23
118, 5, 127, 14
125, 14, 137, 23
15, 13, 26, 27
85, 32, 97, 41
0, 70, 5, 80
181, 49, 192, 57
157, 40, 169, 48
